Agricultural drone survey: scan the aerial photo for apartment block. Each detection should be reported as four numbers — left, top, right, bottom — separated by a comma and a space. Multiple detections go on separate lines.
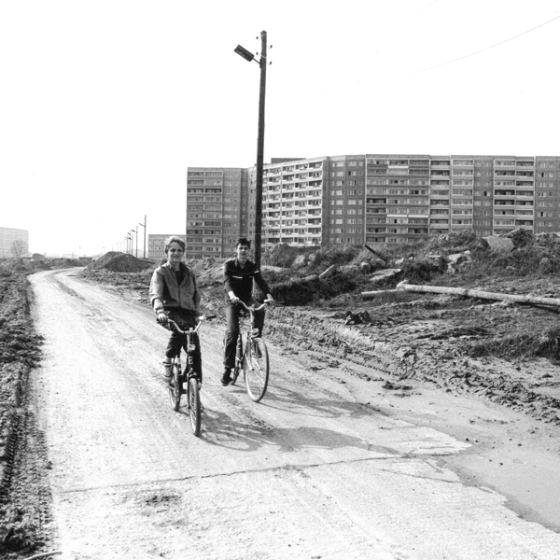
186, 167, 249, 259
263, 157, 326, 247
186, 155, 560, 257
0, 227, 29, 258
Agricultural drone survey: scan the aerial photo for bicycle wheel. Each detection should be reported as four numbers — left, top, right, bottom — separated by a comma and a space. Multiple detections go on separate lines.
168, 363, 182, 412
188, 376, 201, 436
244, 337, 269, 402
231, 334, 244, 385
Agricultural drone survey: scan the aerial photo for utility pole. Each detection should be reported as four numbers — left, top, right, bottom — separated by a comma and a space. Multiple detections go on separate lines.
254, 30, 267, 269
234, 31, 268, 268
140, 215, 147, 258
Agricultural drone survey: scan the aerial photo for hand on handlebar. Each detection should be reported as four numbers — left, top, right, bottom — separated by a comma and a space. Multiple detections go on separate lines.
156, 312, 168, 325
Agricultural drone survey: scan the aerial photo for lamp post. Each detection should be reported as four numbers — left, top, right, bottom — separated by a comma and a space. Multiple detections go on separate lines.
138, 215, 147, 258
234, 30, 267, 268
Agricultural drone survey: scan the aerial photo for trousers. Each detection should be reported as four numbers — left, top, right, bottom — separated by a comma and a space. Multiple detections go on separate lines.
223, 298, 265, 369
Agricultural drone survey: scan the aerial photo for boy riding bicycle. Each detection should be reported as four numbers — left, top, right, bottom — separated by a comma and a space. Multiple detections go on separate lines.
222, 237, 275, 387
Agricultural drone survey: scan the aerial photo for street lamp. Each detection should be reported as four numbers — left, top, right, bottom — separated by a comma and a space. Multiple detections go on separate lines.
138, 215, 147, 259
235, 30, 268, 268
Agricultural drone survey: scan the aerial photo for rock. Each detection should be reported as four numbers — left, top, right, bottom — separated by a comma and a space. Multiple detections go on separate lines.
344, 310, 372, 325
293, 254, 309, 269
482, 236, 514, 252
448, 251, 472, 266
360, 262, 373, 274
339, 265, 360, 274
308, 252, 319, 264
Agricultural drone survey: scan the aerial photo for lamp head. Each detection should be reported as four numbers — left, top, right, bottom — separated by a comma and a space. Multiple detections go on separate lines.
234, 44, 255, 62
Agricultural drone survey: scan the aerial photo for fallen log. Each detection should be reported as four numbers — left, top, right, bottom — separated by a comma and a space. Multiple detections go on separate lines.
394, 281, 560, 307
319, 264, 337, 279
361, 289, 403, 299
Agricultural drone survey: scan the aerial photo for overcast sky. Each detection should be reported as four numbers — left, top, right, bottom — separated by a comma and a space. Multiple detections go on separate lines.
1, 0, 559, 256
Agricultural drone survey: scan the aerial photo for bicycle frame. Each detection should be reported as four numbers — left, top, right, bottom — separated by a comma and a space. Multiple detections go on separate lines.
166, 315, 214, 435
233, 300, 268, 364
231, 300, 270, 402
167, 318, 206, 384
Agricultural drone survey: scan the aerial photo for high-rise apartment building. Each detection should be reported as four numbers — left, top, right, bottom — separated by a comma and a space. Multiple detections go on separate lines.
0, 227, 29, 258
186, 167, 249, 259
186, 154, 560, 257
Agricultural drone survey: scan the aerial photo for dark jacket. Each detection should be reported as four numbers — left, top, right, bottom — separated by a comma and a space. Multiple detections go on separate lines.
223, 257, 270, 303
149, 262, 200, 313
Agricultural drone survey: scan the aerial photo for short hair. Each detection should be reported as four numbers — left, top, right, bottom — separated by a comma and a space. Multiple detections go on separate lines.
236, 237, 251, 249
164, 236, 186, 254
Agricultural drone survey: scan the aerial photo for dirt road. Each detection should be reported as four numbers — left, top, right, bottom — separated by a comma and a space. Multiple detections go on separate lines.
28, 269, 560, 559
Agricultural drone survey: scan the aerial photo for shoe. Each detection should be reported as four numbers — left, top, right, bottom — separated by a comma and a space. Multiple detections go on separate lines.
162, 361, 172, 379
251, 328, 261, 339
221, 368, 232, 387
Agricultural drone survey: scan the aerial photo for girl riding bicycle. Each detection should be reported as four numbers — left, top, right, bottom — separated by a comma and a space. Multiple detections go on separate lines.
149, 236, 202, 380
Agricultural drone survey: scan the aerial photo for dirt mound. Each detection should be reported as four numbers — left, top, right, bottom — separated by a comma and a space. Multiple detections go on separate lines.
88, 252, 154, 273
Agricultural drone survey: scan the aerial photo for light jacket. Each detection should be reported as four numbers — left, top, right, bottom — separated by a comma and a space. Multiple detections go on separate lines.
149, 262, 200, 313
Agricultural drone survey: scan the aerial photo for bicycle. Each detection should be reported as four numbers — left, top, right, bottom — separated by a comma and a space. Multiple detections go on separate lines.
165, 315, 214, 436
230, 300, 270, 402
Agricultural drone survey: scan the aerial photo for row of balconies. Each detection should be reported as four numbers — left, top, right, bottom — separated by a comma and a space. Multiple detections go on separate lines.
265, 231, 322, 238
272, 221, 322, 227
495, 161, 534, 169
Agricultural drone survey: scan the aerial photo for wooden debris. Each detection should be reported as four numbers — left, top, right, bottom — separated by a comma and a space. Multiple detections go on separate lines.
361, 289, 403, 299
364, 244, 390, 263
319, 264, 337, 279
395, 281, 560, 307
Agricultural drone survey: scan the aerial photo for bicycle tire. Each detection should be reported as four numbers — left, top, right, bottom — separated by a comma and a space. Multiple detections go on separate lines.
188, 376, 201, 436
169, 363, 182, 412
244, 337, 269, 402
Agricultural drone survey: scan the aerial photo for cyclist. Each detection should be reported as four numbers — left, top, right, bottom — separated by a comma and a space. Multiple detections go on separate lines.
222, 237, 275, 386
149, 236, 202, 381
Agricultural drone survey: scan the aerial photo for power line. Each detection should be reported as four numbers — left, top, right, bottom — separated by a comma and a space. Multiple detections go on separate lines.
402, 12, 560, 77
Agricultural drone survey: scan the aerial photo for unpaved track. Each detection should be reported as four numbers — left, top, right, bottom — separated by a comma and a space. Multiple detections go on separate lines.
29, 269, 560, 559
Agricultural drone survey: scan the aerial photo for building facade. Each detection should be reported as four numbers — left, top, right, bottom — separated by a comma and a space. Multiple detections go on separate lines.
186, 167, 249, 259
186, 154, 560, 257
0, 227, 29, 258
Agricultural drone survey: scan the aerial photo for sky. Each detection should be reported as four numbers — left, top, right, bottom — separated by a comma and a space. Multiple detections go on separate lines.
1, 0, 560, 256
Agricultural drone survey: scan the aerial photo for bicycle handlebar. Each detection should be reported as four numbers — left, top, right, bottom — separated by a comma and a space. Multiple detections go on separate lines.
236, 299, 271, 313
165, 314, 216, 335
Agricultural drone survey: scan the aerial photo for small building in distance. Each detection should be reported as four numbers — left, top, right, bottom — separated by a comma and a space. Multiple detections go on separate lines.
0, 227, 29, 258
